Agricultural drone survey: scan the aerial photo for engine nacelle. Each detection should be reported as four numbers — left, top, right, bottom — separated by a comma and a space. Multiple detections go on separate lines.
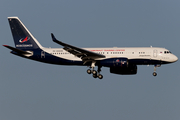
100, 58, 128, 67
110, 65, 137, 75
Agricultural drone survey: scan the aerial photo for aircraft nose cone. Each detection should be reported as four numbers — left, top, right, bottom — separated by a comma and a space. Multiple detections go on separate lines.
173, 55, 178, 62
175, 55, 178, 61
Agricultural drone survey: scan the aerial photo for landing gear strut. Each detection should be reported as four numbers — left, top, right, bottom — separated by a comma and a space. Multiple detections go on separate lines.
86, 61, 103, 79
97, 66, 103, 79
153, 64, 161, 76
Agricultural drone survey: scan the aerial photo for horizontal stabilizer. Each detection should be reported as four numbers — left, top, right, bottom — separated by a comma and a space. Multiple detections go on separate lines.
3, 45, 32, 54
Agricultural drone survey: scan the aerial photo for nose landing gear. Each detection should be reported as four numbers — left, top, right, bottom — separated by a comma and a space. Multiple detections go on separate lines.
153, 72, 157, 76
153, 64, 161, 76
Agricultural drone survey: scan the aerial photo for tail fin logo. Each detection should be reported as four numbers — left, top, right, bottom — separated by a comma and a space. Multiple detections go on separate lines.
19, 36, 30, 43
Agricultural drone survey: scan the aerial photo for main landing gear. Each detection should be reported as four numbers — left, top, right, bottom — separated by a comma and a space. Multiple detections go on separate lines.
87, 68, 103, 79
87, 61, 103, 79
152, 64, 161, 76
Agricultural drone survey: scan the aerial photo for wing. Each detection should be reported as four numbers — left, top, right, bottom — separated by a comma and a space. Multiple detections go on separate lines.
51, 33, 105, 61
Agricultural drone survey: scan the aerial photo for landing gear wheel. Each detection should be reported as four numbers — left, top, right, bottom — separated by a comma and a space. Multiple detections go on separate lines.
92, 70, 97, 75
98, 74, 103, 79
87, 69, 91, 74
153, 72, 157, 76
93, 74, 97, 78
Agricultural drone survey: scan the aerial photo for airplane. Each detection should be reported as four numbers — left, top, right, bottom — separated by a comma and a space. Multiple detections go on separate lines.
3, 17, 178, 79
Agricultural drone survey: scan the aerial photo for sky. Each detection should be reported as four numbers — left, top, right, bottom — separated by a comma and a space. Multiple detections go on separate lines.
0, 0, 180, 120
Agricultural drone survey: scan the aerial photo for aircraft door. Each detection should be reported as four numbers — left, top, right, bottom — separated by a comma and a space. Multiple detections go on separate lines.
153, 50, 157, 57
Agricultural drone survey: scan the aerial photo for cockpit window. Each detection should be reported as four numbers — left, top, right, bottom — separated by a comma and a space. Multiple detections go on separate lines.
164, 51, 171, 54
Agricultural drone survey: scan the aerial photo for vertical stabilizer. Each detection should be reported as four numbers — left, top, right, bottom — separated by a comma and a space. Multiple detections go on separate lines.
8, 17, 43, 49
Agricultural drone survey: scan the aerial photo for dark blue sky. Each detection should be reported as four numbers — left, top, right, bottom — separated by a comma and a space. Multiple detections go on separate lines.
1, 0, 180, 120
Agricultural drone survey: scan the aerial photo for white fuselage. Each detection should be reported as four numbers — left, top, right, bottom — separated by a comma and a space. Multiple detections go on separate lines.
43, 47, 178, 63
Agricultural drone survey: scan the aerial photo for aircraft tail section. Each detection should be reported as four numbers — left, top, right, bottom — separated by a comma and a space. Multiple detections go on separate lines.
8, 17, 43, 50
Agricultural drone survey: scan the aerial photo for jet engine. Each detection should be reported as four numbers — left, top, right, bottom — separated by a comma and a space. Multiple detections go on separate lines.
110, 65, 137, 75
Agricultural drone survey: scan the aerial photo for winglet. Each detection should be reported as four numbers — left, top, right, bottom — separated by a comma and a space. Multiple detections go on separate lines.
51, 33, 57, 42
51, 33, 66, 46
